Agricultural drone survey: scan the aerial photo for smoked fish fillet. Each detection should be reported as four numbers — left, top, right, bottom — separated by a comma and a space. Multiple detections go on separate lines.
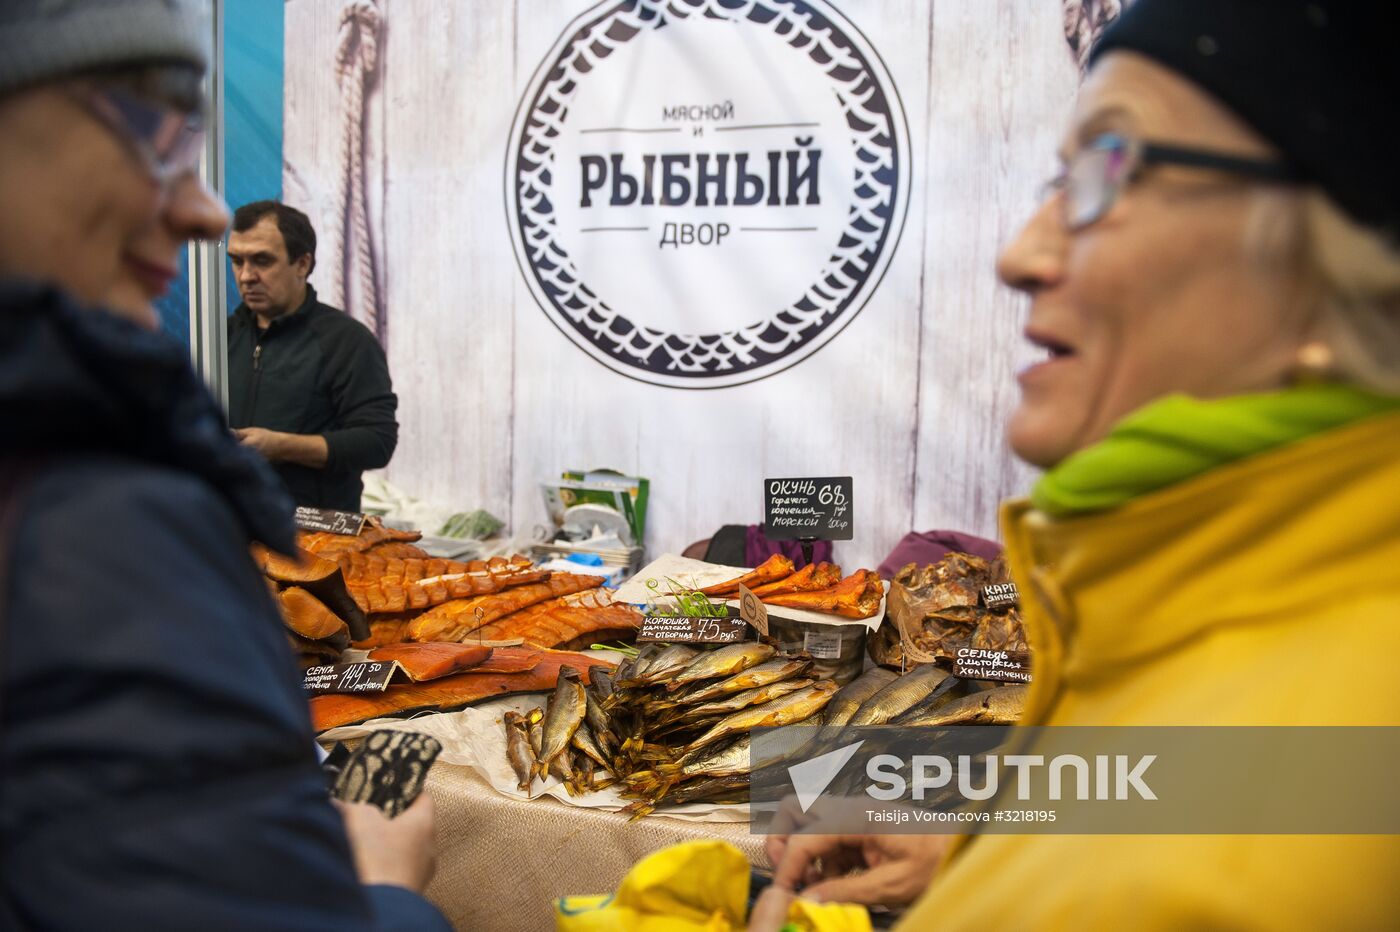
251, 543, 339, 585
297, 519, 422, 557
352, 615, 413, 650
338, 552, 546, 614
309, 654, 615, 732
253, 544, 369, 641
279, 587, 350, 647
696, 554, 794, 597
763, 569, 885, 619
473, 592, 642, 650
748, 561, 842, 597
467, 645, 604, 674
365, 541, 431, 560
367, 643, 492, 682
404, 573, 605, 642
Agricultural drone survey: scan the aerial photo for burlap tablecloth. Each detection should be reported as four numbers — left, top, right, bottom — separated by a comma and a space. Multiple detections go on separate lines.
421, 762, 766, 930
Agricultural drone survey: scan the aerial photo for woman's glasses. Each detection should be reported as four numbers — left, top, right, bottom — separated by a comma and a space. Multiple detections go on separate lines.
1045, 132, 1302, 230
73, 83, 205, 183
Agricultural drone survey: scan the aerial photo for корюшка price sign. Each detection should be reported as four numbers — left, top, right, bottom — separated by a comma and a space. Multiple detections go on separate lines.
764, 476, 853, 541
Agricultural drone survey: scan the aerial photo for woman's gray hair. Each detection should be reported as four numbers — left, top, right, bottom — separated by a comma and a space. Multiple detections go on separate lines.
1249, 190, 1400, 394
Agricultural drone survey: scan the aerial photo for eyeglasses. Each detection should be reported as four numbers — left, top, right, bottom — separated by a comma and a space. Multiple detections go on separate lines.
72, 83, 205, 182
1045, 132, 1303, 230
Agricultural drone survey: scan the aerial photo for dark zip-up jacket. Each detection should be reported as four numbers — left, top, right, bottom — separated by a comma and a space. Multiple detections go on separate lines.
0, 282, 447, 931
228, 286, 397, 511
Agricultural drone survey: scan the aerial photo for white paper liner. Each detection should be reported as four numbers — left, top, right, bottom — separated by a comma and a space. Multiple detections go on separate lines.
614, 552, 887, 633
316, 691, 751, 823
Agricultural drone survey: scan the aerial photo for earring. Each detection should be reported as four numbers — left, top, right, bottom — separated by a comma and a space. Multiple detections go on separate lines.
1290, 341, 1336, 384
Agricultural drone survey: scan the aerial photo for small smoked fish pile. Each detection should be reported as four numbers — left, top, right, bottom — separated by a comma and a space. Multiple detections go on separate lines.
698, 555, 885, 620
505, 642, 837, 815
867, 551, 1028, 668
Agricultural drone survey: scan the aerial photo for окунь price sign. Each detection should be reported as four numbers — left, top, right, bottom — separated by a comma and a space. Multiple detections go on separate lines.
764, 476, 853, 541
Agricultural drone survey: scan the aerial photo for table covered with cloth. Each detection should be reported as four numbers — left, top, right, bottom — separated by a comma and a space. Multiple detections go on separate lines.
420, 764, 766, 930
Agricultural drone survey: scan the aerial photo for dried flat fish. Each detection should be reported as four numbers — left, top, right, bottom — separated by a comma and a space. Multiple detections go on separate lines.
585, 684, 618, 758
526, 708, 544, 756
890, 675, 963, 723
504, 711, 536, 792
824, 666, 900, 728
899, 685, 1026, 727
666, 772, 749, 805
683, 681, 838, 755
535, 666, 587, 780
848, 663, 951, 727
670, 657, 813, 705
571, 722, 612, 772
672, 678, 815, 724
667, 642, 776, 687
625, 644, 700, 686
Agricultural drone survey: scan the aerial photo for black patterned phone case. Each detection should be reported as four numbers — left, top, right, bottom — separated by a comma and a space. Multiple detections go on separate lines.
328, 731, 443, 817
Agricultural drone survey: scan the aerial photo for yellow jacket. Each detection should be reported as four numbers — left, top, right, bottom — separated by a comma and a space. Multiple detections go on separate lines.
900, 410, 1400, 930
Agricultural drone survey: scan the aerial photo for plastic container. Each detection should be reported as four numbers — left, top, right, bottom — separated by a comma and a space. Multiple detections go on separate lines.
767, 614, 869, 685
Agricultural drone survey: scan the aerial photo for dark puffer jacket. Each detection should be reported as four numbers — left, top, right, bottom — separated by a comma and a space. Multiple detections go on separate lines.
0, 283, 447, 931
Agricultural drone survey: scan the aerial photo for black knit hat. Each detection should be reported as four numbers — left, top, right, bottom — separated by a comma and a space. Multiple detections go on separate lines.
1091, 0, 1397, 239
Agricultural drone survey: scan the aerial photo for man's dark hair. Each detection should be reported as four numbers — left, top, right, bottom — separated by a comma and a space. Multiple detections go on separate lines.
232, 200, 317, 274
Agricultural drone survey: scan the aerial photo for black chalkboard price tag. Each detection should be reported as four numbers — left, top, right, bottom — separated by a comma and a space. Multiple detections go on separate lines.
303, 661, 399, 695
295, 506, 367, 536
763, 476, 854, 541
951, 649, 1031, 684
637, 605, 750, 644
980, 582, 1020, 612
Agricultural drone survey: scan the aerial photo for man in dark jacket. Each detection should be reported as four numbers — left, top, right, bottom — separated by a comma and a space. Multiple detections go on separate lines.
227, 201, 397, 511
0, 1, 447, 928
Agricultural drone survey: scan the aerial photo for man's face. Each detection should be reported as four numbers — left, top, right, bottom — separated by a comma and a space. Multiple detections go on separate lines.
228, 215, 310, 319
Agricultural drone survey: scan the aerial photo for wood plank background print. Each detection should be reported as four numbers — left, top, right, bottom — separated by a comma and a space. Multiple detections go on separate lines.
282, 0, 1081, 568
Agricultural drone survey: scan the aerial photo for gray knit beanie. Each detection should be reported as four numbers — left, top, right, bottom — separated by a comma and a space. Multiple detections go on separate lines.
0, 0, 209, 96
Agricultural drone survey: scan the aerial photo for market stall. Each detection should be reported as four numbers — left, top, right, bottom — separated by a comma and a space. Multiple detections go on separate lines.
269, 508, 1032, 929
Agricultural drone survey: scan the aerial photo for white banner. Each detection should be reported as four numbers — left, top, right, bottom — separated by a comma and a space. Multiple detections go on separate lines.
282, 0, 1081, 568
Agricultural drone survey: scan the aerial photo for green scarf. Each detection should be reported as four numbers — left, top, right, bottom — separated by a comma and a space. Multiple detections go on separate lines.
1031, 383, 1400, 517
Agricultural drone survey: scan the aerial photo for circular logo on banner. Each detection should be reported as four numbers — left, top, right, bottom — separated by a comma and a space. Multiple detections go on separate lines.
505, 0, 910, 389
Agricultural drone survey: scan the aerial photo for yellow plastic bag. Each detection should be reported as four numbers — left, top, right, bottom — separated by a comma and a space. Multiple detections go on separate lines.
554, 840, 870, 932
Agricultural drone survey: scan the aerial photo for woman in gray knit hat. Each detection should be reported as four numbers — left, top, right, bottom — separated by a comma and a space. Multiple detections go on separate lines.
0, 3, 448, 928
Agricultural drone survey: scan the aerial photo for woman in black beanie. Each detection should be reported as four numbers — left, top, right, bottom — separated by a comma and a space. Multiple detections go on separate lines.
761, 2, 1399, 928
